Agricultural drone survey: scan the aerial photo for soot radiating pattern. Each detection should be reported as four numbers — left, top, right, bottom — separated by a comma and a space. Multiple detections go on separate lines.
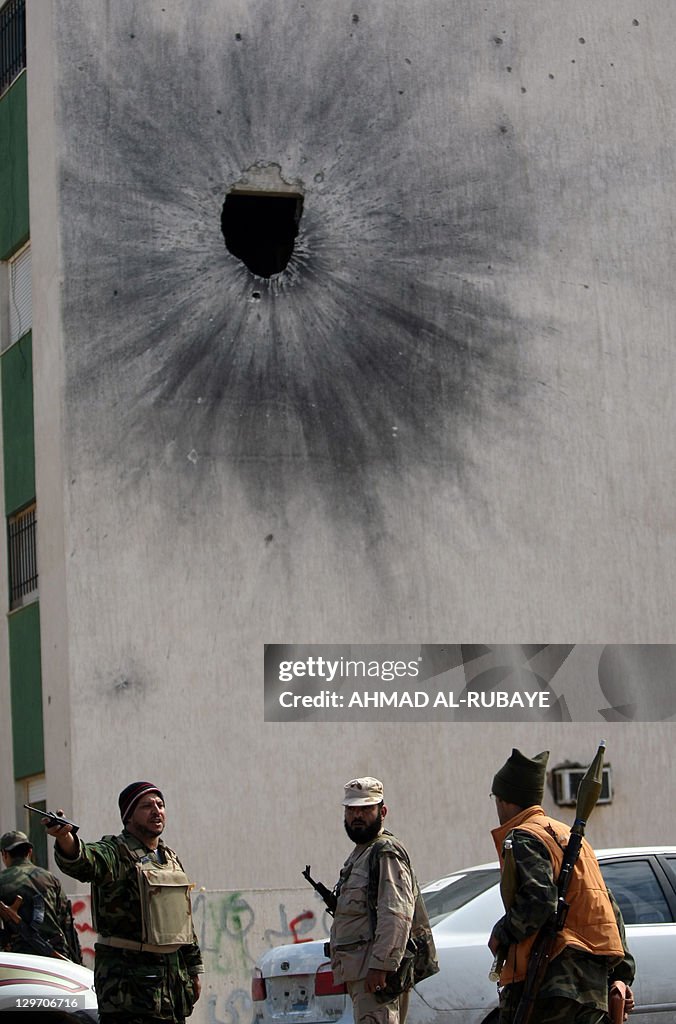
56, 2, 533, 518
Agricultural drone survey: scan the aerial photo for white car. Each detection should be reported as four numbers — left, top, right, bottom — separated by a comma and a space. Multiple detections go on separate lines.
0, 950, 97, 1020
253, 847, 676, 1024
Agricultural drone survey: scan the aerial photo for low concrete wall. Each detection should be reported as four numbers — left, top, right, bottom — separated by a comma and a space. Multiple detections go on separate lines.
71, 888, 333, 1024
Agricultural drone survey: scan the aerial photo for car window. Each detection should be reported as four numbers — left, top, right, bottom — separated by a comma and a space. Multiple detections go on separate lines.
662, 855, 676, 892
422, 868, 501, 923
600, 859, 673, 925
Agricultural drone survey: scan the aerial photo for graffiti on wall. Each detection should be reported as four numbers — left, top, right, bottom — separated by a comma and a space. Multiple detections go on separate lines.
192, 890, 331, 1024
71, 896, 95, 967
70, 888, 332, 1024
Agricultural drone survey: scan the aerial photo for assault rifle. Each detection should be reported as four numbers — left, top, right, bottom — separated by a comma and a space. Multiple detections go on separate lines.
24, 804, 79, 834
0, 896, 69, 961
302, 866, 337, 916
512, 741, 608, 1024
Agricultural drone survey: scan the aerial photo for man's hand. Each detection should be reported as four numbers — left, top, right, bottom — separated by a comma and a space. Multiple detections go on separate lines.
191, 975, 202, 1003
364, 969, 388, 994
45, 809, 78, 859
609, 981, 635, 1022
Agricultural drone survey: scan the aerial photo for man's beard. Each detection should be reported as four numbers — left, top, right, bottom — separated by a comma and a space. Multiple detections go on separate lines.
344, 808, 383, 844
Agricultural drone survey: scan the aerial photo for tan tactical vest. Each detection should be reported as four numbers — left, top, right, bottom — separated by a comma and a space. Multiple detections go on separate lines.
491, 807, 624, 985
132, 846, 195, 947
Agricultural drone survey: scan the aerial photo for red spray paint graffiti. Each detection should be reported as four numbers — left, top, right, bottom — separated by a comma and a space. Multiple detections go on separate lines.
288, 910, 315, 943
71, 896, 96, 968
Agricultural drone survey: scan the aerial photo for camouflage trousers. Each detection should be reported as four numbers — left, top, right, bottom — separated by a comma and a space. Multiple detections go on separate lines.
347, 979, 410, 1024
499, 984, 607, 1024
94, 945, 196, 1022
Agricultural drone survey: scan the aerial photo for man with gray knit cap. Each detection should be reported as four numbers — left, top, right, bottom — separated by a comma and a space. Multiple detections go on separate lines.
488, 749, 635, 1024
330, 777, 423, 1024
43, 782, 203, 1024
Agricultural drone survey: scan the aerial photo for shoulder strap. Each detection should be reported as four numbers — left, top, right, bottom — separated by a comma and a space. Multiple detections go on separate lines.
333, 860, 354, 901
367, 831, 413, 931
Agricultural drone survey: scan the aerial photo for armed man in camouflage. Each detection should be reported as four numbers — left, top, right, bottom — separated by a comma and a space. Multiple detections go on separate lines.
45, 782, 203, 1024
330, 777, 431, 1024
0, 830, 81, 961
488, 749, 635, 1024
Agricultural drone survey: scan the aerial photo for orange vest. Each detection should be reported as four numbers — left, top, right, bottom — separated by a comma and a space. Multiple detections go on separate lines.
491, 806, 624, 985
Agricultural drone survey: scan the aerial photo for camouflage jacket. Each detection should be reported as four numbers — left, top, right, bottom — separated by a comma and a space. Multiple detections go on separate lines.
0, 857, 80, 961
54, 829, 202, 975
491, 831, 635, 1011
330, 829, 415, 984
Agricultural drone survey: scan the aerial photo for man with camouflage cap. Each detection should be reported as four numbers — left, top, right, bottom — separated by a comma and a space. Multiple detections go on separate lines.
45, 782, 203, 1024
488, 749, 635, 1024
0, 830, 81, 961
330, 777, 434, 1024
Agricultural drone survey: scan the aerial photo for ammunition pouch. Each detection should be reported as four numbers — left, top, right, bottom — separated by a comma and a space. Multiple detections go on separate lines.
375, 935, 429, 1003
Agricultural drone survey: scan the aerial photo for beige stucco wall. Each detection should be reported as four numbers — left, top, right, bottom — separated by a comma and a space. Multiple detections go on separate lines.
21, 0, 675, 917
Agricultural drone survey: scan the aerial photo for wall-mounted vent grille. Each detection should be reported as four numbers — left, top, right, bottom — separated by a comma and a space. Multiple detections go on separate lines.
552, 765, 613, 806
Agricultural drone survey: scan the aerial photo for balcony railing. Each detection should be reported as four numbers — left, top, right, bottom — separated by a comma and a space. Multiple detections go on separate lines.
0, 0, 26, 98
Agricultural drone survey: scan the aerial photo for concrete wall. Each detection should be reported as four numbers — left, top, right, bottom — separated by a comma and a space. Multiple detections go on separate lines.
24, 0, 676, 898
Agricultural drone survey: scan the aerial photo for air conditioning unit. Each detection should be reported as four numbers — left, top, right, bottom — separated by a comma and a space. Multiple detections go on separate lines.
551, 765, 613, 806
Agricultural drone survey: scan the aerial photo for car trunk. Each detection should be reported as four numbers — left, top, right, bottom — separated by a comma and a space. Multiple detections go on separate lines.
255, 946, 347, 1024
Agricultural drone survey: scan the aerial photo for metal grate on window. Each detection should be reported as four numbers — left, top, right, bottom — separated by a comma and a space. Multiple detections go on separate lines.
0, 0, 26, 97
8, 243, 31, 344
8, 500, 37, 608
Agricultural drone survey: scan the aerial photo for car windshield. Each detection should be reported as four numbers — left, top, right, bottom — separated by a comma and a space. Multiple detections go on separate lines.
423, 868, 501, 924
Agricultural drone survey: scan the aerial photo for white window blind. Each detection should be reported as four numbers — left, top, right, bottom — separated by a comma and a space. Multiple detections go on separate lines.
27, 775, 46, 804
8, 243, 32, 345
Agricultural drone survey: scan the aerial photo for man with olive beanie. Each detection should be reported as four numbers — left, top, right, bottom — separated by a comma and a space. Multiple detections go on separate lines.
488, 750, 635, 1024
44, 782, 203, 1024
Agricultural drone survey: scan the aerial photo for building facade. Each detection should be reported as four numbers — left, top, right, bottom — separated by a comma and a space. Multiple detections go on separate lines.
0, 14, 674, 1016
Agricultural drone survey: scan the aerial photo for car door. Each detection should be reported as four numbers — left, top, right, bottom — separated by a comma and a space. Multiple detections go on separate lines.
600, 855, 676, 1023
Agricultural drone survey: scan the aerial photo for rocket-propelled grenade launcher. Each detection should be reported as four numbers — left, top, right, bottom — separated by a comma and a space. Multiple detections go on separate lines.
511, 741, 608, 1024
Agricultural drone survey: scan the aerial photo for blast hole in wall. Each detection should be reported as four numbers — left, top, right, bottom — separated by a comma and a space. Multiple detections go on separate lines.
221, 192, 304, 278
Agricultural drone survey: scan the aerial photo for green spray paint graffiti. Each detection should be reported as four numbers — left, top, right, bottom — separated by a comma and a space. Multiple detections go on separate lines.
190, 889, 332, 1024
